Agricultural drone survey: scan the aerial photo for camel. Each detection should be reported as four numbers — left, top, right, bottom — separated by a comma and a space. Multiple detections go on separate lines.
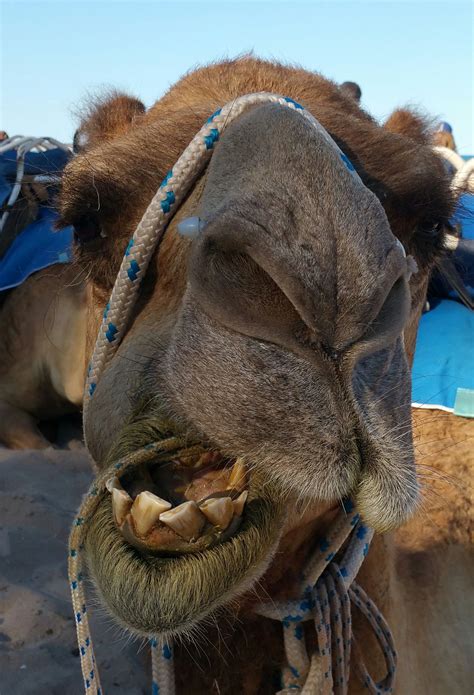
58, 58, 472, 694
0, 264, 87, 449
0, 135, 87, 449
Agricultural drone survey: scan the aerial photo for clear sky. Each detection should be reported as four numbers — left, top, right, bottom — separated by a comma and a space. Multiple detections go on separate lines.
1, 1, 473, 152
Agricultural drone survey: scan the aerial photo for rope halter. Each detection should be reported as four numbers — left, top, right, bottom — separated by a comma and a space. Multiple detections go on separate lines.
83, 92, 363, 418
72, 92, 397, 694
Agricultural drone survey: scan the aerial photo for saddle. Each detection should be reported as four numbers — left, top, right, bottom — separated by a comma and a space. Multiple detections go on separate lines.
0, 136, 74, 292
413, 192, 474, 417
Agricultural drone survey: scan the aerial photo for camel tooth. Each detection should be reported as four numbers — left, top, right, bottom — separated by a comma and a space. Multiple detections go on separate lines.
159, 501, 206, 541
112, 488, 133, 528
131, 491, 172, 537
232, 490, 249, 517
227, 459, 247, 492
199, 497, 234, 530
192, 451, 222, 469
106, 476, 123, 493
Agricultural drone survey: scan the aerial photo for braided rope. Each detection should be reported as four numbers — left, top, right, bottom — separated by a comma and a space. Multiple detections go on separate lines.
453, 157, 474, 192
83, 91, 362, 422
254, 505, 396, 694
69, 437, 193, 695
151, 638, 175, 695
73, 93, 397, 694
433, 146, 474, 192
70, 453, 395, 695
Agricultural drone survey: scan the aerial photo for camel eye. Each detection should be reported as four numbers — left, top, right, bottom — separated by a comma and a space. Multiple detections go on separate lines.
73, 213, 105, 248
416, 219, 447, 241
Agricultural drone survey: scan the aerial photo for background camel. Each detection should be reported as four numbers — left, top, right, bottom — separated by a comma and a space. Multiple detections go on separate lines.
0, 265, 86, 448
0, 136, 86, 449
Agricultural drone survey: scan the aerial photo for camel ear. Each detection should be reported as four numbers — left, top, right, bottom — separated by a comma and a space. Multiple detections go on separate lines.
383, 108, 432, 145
73, 92, 145, 153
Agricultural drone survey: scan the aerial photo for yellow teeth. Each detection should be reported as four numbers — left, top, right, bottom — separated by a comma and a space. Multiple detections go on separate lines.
159, 501, 206, 541
227, 459, 247, 492
106, 476, 123, 493
107, 455, 250, 550
199, 497, 234, 530
232, 490, 249, 517
130, 491, 172, 537
111, 488, 133, 528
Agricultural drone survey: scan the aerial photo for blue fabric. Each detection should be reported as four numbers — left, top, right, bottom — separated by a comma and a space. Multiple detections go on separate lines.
437, 121, 452, 134
0, 181, 10, 206
0, 207, 73, 291
412, 298, 474, 414
0, 148, 70, 180
453, 193, 474, 239
0, 147, 70, 207
429, 192, 474, 301
0, 146, 73, 291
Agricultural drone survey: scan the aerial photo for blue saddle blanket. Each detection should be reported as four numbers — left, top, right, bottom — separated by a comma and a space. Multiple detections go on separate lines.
454, 192, 474, 233
0, 207, 73, 291
0, 147, 71, 208
0, 145, 73, 291
412, 298, 474, 416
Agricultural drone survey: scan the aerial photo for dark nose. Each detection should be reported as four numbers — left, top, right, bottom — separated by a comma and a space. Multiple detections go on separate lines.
187, 102, 411, 360
188, 200, 410, 363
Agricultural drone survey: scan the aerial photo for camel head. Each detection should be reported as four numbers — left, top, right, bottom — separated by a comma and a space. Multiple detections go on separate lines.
59, 59, 453, 639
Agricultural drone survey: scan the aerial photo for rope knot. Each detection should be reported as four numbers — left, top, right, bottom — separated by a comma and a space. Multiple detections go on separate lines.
254, 518, 396, 695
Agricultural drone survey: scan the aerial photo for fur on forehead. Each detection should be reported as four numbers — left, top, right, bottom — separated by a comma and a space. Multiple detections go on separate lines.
58, 56, 455, 283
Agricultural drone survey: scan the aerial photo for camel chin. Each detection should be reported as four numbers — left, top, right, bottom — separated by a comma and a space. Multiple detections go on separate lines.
86, 466, 286, 637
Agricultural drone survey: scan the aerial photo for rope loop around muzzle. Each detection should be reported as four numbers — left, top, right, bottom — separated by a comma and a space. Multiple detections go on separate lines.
69, 434, 204, 695
73, 93, 397, 694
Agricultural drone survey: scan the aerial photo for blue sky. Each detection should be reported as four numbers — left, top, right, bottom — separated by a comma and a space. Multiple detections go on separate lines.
1, 1, 473, 152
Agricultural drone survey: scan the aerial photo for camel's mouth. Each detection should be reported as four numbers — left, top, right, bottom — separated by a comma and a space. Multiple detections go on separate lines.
85, 449, 285, 636
108, 452, 249, 555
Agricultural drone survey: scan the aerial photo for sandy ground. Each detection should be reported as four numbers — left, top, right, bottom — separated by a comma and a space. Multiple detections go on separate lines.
0, 419, 149, 695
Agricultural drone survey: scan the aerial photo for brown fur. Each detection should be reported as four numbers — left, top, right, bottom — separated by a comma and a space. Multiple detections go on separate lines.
60, 57, 452, 290
384, 108, 433, 144
433, 130, 457, 151
57, 57, 471, 693
73, 91, 145, 153
0, 265, 86, 448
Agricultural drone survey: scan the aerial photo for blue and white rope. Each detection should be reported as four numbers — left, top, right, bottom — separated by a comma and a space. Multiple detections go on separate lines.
69, 441, 183, 695
83, 91, 362, 423
151, 638, 175, 695
254, 505, 396, 694
73, 93, 395, 694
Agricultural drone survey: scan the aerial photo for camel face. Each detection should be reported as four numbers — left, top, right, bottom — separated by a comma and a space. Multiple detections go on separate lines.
168, 104, 414, 531
59, 59, 453, 639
